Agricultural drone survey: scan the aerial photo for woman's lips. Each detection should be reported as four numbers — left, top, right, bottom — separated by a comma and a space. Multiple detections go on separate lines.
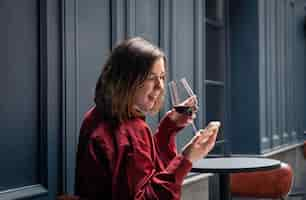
148, 94, 158, 101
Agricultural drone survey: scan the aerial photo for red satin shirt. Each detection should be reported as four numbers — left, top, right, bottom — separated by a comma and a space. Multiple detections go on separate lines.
75, 107, 192, 200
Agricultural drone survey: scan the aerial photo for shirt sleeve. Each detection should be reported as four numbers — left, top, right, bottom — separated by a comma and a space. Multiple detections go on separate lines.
125, 125, 192, 200
153, 113, 184, 164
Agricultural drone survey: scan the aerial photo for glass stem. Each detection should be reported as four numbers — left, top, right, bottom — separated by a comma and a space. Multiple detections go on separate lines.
191, 121, 197, 134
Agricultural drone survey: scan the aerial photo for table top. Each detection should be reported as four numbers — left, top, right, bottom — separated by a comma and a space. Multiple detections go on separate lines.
191, 157, 281, 173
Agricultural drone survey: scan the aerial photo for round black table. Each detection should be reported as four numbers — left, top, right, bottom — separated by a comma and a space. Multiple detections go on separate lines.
191, 157, 281, 200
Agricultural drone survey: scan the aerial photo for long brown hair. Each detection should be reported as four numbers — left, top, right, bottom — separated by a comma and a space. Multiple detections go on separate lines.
95, 37, 166, 128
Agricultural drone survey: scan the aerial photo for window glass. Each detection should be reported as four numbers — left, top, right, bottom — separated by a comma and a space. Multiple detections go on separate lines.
206, 0, 224, 22
206, 25, 225, 82
205, 0, 227, 155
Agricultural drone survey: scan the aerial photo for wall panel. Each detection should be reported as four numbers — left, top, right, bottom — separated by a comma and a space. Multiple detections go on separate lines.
62, 0, 111, 193
0, 0, 61, 199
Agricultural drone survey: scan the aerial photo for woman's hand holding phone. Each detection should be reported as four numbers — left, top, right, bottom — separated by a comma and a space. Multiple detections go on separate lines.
182, 121, 221, 162
197, 121, 221, 143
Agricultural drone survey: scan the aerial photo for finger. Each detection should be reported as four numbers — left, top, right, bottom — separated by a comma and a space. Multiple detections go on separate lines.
185, 111, 196, 119
195, 131, 201, 136
203, 125, 219, 136
200, 129, 218, 144
206, 131, 218, 146
198, 129, 205, 134
208, 127, 219, 136
209, 131, 218, 141
197, 132, 213, 144
200, 128, 214, 137
189, 95, 198, 105
205, 122, 221, 134
193, 104, 199, 112
192, 134, 202, 143
182, 95, 197, 106
199, 137, 209, 144
210, 127, 220, 137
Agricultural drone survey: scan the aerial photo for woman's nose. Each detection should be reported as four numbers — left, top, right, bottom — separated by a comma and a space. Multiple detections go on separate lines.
155, 77, 164, 89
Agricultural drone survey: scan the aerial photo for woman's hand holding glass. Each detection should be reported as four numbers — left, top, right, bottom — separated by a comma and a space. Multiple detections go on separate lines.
167, 95, 198, 128
168, 78, 198, 132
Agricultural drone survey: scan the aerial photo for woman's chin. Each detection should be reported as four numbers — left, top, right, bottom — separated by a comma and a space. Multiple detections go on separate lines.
144, 106, 153, 112
136, 101, 155, 112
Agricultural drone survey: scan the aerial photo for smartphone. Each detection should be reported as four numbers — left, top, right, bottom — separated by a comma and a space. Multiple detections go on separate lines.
207, 121, 221, 129
203, 121, 221, 134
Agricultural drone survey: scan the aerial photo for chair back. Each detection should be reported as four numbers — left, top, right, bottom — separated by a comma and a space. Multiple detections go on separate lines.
230, 162, 293, 199
56, 195, 80, 200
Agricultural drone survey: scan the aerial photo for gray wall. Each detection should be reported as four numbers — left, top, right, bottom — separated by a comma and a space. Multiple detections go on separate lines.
1, 0, 306, 199
0, 0, 61, 199
230, 0, 306, 154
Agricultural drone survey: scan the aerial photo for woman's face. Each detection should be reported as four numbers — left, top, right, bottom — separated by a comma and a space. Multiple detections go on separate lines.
134, 58, 166, 112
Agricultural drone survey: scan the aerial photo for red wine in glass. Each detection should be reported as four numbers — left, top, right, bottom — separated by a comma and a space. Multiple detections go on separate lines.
168, 77, 198, 133
173, 105, 193, 116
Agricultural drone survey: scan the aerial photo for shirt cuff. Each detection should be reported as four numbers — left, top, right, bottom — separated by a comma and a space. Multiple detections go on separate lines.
166, 155, 193, 184
158, 112, 185, 135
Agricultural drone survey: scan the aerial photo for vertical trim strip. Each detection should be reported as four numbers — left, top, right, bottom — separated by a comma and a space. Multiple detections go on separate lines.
194, 0, 203, 130
39, 0, 48, 186
159, 0, 170, 117
169, 0, 176, 79
126, 0, 135, 37
111, 0, 125, 47
258, 0, 270, 151
61, 0, 78, 193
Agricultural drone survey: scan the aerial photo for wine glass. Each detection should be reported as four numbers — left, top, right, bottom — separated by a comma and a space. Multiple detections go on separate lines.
168, 77, 198, 133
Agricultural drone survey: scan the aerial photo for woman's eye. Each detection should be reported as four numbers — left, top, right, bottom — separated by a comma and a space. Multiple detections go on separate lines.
146, 74, 165, 81
147, 75, 155, 80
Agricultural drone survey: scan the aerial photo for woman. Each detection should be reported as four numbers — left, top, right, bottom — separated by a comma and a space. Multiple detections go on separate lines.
75, 37, 219, 200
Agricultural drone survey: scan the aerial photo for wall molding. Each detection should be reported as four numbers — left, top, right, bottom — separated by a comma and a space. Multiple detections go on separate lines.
111, 0, 125, 46
169, 0, 176, 80
62, 0, 79, 194
126, 0, 135, 37
0, 185, 48, 200
258, 0, 270, 150
194, 0, 204, 129
39, 0, 48, 187
159, 0, 170, 117
1, 0, 60, 198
